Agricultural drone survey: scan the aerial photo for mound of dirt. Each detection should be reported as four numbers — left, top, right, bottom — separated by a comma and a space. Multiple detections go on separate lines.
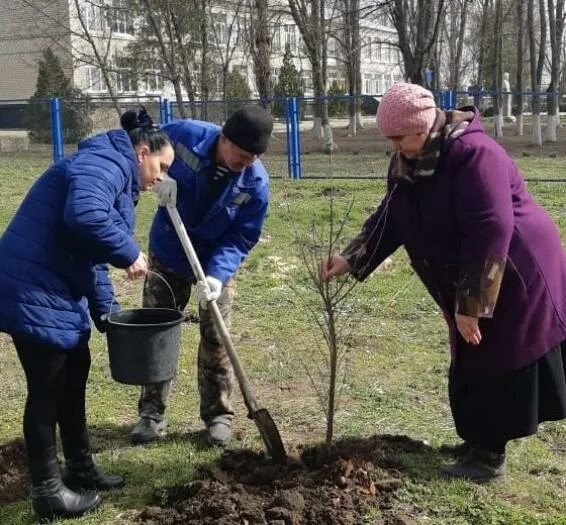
0, 438, 29, 505
139, 434, 426, 525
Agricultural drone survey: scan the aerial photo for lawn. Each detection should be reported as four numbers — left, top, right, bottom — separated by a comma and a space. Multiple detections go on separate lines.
0, 151, 565, 525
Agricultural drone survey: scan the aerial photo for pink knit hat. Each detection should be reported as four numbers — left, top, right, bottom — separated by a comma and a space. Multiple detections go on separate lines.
376, 82, 437, 137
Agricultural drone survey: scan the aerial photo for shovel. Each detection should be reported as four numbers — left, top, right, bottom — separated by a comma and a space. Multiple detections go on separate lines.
165, 205, 287, 464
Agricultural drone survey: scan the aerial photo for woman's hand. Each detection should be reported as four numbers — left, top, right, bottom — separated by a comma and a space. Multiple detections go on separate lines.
126, 252, 148, 280
320, 255, 352, 282
455, 313, 482, 345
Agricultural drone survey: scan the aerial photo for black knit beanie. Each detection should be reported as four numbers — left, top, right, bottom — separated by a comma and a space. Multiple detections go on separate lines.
222, 106, 273, 155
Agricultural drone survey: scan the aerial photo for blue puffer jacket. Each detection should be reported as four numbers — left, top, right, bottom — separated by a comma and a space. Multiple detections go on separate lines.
149, 119, 269, 283
0, 130, 141, 350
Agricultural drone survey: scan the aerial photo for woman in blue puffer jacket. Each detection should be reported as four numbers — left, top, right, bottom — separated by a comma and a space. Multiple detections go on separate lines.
0, 108, 174, 522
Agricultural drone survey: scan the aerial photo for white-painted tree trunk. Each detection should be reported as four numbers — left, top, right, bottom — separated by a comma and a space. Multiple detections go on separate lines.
494, 114, 504, 137
323, 123, 334, 153
516, 114, 524, 136
348, 114, 357, 136
532, 114, 542, 146
312, 117, 323, 140
545, 114, 558, 142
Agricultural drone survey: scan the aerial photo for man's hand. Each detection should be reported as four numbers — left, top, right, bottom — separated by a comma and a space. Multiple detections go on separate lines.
196, 276, 222, 309
126, 251, 148, 280
320, 255, 352, 282
153, 174, 177, 207
455, 313, 482, 346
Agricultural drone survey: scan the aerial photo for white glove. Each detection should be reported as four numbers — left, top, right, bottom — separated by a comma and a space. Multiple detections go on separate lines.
196, 276, 222, 309
152, 174, 177, 207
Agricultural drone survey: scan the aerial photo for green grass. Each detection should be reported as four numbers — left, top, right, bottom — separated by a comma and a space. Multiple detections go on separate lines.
0, 152, 565, 524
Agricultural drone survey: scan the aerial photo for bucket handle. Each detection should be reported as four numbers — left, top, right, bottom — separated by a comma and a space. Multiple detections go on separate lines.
109, 269, 177, 318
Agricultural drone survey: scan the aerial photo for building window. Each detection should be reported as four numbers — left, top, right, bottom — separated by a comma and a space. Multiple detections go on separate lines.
271, 67, 280, 88
145, 70, 162, 93
233, 15, 246, 44
213, 14, 227, 46
283, 25, 296, 52
86, 66, 107, 92
364, 74, 372, 94
375, 41, 382, 61
82, 0, 105, 32
117, 69, 136, 93
363, 38, 371, 59
300, 69, 312, 91
328, 37, 340, 57
377, 74, 384, 94
215, 65, 224, 94
271, 25, 282, 51
112, 0, 134, 35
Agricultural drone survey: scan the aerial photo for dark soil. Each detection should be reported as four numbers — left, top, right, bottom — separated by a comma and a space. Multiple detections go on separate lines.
0, 438, 29, 505
139, 434, 426, 525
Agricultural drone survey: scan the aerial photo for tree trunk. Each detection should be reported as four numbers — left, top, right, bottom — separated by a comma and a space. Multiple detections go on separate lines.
545, 0, 564, 142
528, 0, 544, 146
249, 0, 272, 107
515, 0, 525, 135
493, 0, 503, 137
475, 0, 491, 108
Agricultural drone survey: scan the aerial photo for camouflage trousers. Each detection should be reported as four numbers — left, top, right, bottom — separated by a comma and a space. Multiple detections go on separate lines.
138, 253, 235, 425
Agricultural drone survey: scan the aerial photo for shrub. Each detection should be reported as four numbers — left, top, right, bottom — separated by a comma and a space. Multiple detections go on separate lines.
23, 48, 93, 144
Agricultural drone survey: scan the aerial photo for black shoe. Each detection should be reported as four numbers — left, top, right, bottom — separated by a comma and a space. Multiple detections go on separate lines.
31, 476, 101, 522
441, 447, 506, 483
439, 441, 473, 457
131, 417, 167, 444
63, 463, 125, 491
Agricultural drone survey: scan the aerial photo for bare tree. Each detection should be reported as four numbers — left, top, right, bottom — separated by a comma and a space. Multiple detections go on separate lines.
286, 186, 358, 453
341, 0, 362, 135
199, 0, 213, 120
136, 0, 187, 117
387, 0, 446, 85
515, 0, 526, 135
21, 0, 123, 115
246, 0, 273, 106
445, 0, 470, 90
528, 0, 546, 145
473, 0, 492, 107
209, 0, 246, 117
493, 0, 504, 136
545, 0, 565, 141
288, 0, 334, 150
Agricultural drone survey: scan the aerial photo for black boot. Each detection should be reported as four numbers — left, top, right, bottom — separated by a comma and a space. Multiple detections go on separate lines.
440, 446, 506, 483
61, 428, 125, 491
29, 452, 101, 523
63, 460, 125, 491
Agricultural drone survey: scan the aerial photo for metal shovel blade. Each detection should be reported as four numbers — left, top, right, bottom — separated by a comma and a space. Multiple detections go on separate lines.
252, 408, 287, 464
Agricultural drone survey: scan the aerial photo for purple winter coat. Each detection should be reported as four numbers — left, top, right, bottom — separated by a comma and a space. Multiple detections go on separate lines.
343, 109, 566, 379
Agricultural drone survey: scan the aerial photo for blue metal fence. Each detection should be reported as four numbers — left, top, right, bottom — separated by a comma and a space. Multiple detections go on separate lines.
2, 90, 563, 177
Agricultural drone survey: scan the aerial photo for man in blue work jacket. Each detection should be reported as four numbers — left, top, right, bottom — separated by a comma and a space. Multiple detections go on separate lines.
131, 106, 272, 447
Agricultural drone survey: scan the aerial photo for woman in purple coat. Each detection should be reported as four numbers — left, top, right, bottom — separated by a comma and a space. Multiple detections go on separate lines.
322, 83, 566, 483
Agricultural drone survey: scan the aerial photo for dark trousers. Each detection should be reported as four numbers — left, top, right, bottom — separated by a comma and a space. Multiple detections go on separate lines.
13, 336, 91, 470
449, 341, 566, 454
138, 253, 235, 424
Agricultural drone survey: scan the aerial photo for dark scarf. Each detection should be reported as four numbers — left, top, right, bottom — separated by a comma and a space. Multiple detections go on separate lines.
392, 109, 474, 182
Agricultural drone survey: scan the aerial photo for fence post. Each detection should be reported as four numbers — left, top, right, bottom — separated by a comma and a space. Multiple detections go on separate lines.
290, 97, 302, 180
166, 99, 173, 123
160, 98, 167, 124
284, 98, 293, 179
50, 97, 64, 163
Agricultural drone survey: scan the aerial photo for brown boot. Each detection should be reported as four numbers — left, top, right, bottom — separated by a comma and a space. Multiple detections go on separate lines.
441, 447, 506, 483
